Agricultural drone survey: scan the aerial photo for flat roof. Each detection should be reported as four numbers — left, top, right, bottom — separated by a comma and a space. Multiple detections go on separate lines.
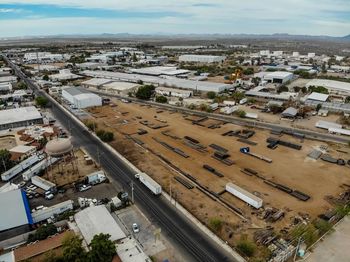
307, 92, 329, 102
0, 106, 42, 126
264, 71, 293, 78
306, 79, 350, 93
9, 145, 36, 154
130, 66, 189, 76
62, 87, 90, 96
75, 205, 126, 244
156, 86, 193, 94
103, 81, 139, 91
81, 70, 230, 92
0, 189, 32, 231
81, 78, 112, 87
116, 237, 150, 262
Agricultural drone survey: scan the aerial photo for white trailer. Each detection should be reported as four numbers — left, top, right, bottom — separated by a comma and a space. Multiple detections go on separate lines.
86, 170, 106, 185
31, 200, 74, 223
22, 157, 59, 181
31, 176, 56, 192
135, 172, 162, 195
1, 154, 43, 181
226, 182, 263, 209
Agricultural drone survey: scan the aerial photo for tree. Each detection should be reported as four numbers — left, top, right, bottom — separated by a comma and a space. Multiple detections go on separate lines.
0, 149, 13, 173
308, 85, 329, 94
88, 233, 116, 262
301, 86, 307, 93
235, 110, 246, 118
16, 81, 27, 89
231, 91, 245, 102
35, 96, 49, 108
345, 96, 350, 103
277, 85, 289, 93
293, 86, 301, 93
135, 85, 155, 100
43, 74, 49, 81
206, 91, 216, 99
316, 104, 322, 111
155, 96, 167, 103
62, 234, 87, 262
132, 53, 138, 62
96, 129, 114, 142
28, 224, 57, 243
243, 67, 254, 75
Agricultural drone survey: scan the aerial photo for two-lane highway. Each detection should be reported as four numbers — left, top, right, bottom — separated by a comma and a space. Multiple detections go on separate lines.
3, 55, 241, 262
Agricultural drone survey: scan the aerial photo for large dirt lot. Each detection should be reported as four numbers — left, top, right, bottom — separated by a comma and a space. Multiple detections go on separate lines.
85, 100, 350, 245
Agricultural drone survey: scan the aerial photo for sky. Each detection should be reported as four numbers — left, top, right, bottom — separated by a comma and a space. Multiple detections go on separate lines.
0, 0, 349, 38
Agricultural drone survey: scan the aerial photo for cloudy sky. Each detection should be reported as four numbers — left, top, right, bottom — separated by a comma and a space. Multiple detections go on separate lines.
0, 0, 349, 37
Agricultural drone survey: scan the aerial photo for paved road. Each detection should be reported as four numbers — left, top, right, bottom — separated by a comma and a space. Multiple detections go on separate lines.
3, 55, 239, 262
92, 90, 350, 144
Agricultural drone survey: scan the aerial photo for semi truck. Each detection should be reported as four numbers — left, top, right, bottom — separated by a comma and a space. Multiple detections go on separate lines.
135, 172, 162, 195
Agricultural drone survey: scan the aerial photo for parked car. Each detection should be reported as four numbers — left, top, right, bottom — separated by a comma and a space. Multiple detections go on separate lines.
132, 223, 140, 233
79, 185, 92, 192
45, 193, 54, 200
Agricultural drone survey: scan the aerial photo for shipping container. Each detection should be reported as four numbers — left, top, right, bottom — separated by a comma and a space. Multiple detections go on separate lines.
135, 172, 162, 195
226, 182, 263, 209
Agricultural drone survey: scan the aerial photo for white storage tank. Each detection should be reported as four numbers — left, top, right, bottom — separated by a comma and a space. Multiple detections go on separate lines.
226, 182, 263, 209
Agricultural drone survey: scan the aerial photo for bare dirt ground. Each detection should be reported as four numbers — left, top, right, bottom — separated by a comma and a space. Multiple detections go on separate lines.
0, 136, 16, 150
85, 101, 350, 246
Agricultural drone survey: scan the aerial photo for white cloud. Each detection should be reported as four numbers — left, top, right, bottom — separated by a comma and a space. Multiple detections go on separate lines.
0, 8, 22, 13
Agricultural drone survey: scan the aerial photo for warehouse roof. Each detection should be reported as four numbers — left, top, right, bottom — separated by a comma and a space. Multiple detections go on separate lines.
281, 107, 298, 117
155, 86, 193, 94
75, 205, 126, 244
81, 78, 112, 87
81, 70, 230, 93
62, 87, 90, 96
0, 106, 42, 126
0, 189, 32, 231
306, 79, 350, 93
102, 81, 139, 91
264, 71, 293, 79
307, 92, 329, 102
130, 66, 189, 76
9, 145, 36, 154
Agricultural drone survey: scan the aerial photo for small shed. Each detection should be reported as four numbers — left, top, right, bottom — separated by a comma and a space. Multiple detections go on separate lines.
281, 107, 298, 118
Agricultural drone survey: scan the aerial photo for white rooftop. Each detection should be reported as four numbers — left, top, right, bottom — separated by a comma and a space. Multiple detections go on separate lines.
116, 237, 151, 262
9, 145, 36, 154
307, 92, 329, 102
102, 81, 139, 91
264, 71, 293, 78
306, 79, 350, 93
0, 106, 42, 126
74, 205, 126, 244
130, 66, 189, 76
81, 78, 112, 87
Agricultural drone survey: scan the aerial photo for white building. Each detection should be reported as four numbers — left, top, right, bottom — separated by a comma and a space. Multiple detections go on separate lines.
74, 205, 126, 244
0, 106, 43, 131
155, 86, 193, 98
0, 76, 17, 83
306, 92, 329, 102
306, 79, 350, 96
101, 82, 139, 96
81, 78, 113, 88
49, 69, 82, 81
129, 66, 189, 76
62, 87, 102, 108
263, 71, 294, 84
23, 52, 69, 63
179, 55, 226, 63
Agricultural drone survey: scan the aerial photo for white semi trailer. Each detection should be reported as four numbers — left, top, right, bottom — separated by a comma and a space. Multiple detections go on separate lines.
226, 182, 263, 209
135, 172, 162, 195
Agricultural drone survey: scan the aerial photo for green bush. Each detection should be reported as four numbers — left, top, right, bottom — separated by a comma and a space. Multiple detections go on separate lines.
236, 240, 256, 257
28, 224, 57, 243
308, 85, 329, 94
206, 91, 216, 99
155, 96, 168, 103
135, 85, 155, 100
208, 217, 222, 232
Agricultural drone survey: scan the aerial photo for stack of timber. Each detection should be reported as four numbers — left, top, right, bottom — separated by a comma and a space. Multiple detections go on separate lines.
203, 164, 224, 177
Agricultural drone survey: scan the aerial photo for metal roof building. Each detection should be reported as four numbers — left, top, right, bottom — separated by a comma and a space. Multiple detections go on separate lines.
81, 70, 230, 93
0, 106, 43, 131
62, 87, 102, 108
179, 55, 226, 63
0, 189, 32, 231
281, 107, 298, 118
129, 66, 189, 76
263, 71, 294, 84
81, 78, 113, 88
306, 92, 329, 102
306, 79, 350, 95
74, 205, 126, 244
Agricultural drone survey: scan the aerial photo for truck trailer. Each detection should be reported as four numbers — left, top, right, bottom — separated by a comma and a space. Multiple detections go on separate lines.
135, 172, 162, 195
31, 175, 56, 192
226, 182, 263, 209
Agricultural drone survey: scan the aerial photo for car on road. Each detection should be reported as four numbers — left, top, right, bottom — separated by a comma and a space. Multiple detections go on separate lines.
132, 223, 140, 233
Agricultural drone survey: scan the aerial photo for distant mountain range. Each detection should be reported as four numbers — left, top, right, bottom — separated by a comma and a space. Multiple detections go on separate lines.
1, 33, 350, 42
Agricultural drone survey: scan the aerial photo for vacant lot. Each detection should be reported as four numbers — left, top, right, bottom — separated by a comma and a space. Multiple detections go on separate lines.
86, 101, 350, 245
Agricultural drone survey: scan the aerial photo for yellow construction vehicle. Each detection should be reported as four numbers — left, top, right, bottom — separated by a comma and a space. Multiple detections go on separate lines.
224, 68, 243, 84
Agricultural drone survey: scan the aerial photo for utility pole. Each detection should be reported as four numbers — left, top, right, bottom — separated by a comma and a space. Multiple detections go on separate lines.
131, 181, 134, 204
96, 146, 101, 167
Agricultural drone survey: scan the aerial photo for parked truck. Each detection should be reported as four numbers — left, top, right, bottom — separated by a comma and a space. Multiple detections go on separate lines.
135, 172, 162, 195
31, 175, 56, 192
226, 182, 263, 209
86, 170, 106, 185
